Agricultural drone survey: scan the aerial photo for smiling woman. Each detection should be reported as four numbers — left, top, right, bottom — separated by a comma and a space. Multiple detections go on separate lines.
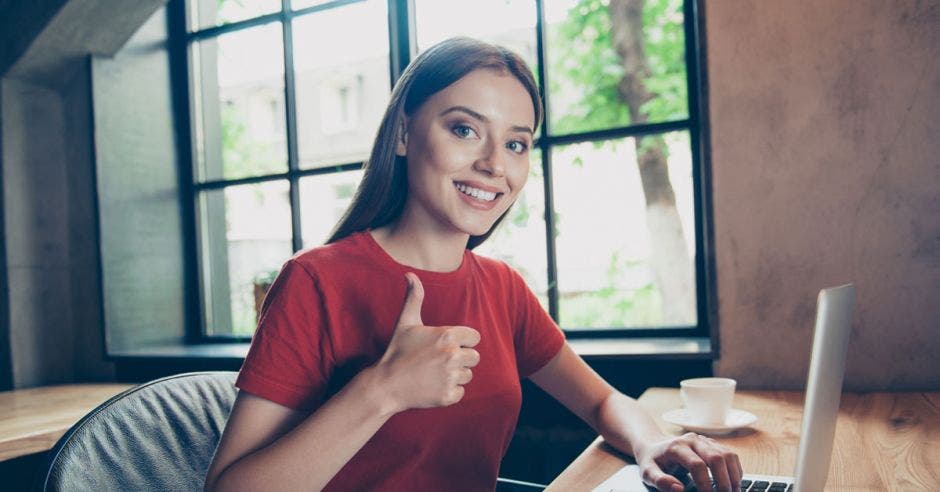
391, 70, 535, 243
328, 37, 542, 252
204, 37, 741, 492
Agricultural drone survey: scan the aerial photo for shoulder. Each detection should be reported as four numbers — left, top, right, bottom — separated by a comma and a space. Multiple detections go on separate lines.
261, 235, 369, 311
289, 232, 369, 277
467, 251, 526, 289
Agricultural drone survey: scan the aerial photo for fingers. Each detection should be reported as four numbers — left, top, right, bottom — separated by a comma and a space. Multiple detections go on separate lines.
456, 367, 473, 385
444, 385, 465, 406
447, 325, 481, 348
690, 438, 730, 491
397, 273, 424, 327
663, 433, 740, 492
455, 347, 481, 368
670, 443, 712, 491
730, 448, 743, 484
697, 436, 742, 490
694, 435, 742, 492
641, 464, 685, 492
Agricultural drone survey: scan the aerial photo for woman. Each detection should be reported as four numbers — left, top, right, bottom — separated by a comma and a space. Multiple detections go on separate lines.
205, 37, 741, 492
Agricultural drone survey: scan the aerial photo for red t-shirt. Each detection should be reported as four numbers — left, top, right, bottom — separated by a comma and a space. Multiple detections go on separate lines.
236, 231, 565, 491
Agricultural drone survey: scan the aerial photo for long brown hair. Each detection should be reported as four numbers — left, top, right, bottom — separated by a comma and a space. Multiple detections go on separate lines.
327, 37, 542, 249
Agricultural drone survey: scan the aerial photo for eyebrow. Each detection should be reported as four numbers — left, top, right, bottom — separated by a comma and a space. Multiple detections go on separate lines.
439, 105, 534, 136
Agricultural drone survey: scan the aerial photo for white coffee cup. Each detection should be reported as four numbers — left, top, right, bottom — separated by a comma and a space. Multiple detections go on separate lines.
679, 377, 736, 425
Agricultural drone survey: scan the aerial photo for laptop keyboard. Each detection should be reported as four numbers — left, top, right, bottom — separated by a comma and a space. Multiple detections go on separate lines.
686, 478, 794, 491
739, 479, 793, 491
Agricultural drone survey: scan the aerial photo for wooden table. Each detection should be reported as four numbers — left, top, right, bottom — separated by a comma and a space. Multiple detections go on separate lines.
0, 383, 135, 461
547, 388, 940, 491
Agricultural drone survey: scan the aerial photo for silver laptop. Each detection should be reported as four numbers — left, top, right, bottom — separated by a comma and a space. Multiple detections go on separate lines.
712, 283, 856, 492
593, 284, 855, 492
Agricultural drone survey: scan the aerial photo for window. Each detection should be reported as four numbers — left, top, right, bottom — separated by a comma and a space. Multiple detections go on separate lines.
181, 0, 710, 340
319, 75, 362, 135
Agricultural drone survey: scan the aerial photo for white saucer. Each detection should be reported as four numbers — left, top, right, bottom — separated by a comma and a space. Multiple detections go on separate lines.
661, 408, 758, 435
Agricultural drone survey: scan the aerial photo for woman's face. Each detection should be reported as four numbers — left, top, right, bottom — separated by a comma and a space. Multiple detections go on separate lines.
397, 68, 536, 237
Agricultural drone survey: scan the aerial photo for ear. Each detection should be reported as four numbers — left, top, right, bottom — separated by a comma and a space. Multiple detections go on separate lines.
395, 117, 408, 157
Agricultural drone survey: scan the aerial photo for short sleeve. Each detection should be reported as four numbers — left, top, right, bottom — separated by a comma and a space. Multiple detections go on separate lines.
236, 259, 335, 411
509, 267, 565, 378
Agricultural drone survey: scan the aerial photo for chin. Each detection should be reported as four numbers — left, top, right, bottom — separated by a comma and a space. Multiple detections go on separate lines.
457, 224, 491, 238
450, 205, 513, 238
459, 217, 501, 238
445, 216, 489, 237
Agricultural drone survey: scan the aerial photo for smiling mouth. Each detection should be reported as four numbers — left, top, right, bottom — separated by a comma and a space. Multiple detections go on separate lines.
454, 182, 502, 202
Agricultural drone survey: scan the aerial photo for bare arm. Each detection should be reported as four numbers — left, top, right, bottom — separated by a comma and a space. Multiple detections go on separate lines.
204, 367, 396, 492
528, 343, 742, 492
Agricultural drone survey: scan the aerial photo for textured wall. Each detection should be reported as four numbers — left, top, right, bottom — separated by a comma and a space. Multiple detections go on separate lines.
708, 1, 940, 389
93, 7, 188, 352
64, 62, 115, 381
0, 0, 164, 387
1, 78, 75, 387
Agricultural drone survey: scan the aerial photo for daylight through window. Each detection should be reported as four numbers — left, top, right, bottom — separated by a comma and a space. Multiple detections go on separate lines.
182, 0, 708, 339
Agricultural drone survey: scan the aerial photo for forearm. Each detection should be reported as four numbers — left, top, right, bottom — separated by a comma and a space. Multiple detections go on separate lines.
211, 367, 397, 492
594, 391, 669, 458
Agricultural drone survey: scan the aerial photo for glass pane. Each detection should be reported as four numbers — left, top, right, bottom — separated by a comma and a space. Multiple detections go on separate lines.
199, 181, 293, 336
291, 0, 336, 10
299, 170, 364, 248
474, 150, 549, 308
414, 0, 537, 70
552, 132, 696, 329
292, 0, 390, 169
192, 23, 287, 182
189, 0, 281, 31
545, 0, 687, 135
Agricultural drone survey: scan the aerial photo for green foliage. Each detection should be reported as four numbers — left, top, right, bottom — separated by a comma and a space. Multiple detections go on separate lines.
552, 0, 631, 134
252, 269, 279, 285
549, 0, 688, 328
551, 0, 687, 134
232, 308, 255, 336
220, 103, 285, 179
335, 183, 356, 199
639, 0, 688, 121
560, 251, 663, 327
510, 192, 530, 228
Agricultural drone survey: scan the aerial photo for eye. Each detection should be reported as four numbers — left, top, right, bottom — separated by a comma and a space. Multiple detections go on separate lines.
452, 124, 479, 139
506, 140, 529, 154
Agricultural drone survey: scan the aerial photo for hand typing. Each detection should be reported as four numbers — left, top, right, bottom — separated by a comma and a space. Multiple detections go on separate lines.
636, 432, 742, 492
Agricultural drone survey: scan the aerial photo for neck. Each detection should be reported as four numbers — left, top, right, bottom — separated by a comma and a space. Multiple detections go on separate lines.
371, 214, 469, 272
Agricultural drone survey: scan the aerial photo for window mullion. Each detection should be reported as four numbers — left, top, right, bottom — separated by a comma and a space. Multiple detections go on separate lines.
686, 0, 713, 338
282, 2, 304, 252
535, 0, 559, 322
170, 0, 205, 341
388, 0, 415, 87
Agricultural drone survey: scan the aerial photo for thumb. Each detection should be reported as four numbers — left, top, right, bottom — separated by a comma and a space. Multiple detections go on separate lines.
396, 272, 424, 327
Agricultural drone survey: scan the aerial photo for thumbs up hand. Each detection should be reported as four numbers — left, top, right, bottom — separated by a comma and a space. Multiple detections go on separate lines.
373, 273, 481, 412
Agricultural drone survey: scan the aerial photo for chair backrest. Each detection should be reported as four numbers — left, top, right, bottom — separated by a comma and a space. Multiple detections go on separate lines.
38, 371, 238, 492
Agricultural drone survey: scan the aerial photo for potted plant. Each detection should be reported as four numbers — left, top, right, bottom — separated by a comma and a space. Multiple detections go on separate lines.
252, 270, 279, 322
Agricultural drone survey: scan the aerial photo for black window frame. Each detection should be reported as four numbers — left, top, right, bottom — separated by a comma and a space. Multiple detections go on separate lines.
170, 0, 716, 344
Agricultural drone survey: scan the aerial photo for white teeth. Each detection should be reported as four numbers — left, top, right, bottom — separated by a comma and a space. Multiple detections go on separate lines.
455, 183, 497, 202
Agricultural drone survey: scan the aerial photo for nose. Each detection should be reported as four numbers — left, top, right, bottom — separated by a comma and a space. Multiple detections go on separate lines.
473, 139, 505, 177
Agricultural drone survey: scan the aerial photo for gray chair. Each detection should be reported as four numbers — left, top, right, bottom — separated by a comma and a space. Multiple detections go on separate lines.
38, 371, 238, 491
37, 371, 545, 491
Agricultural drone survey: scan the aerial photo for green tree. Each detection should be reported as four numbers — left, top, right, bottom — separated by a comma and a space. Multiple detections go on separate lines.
553, 0, 695, 325
220, 102, 284, 179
